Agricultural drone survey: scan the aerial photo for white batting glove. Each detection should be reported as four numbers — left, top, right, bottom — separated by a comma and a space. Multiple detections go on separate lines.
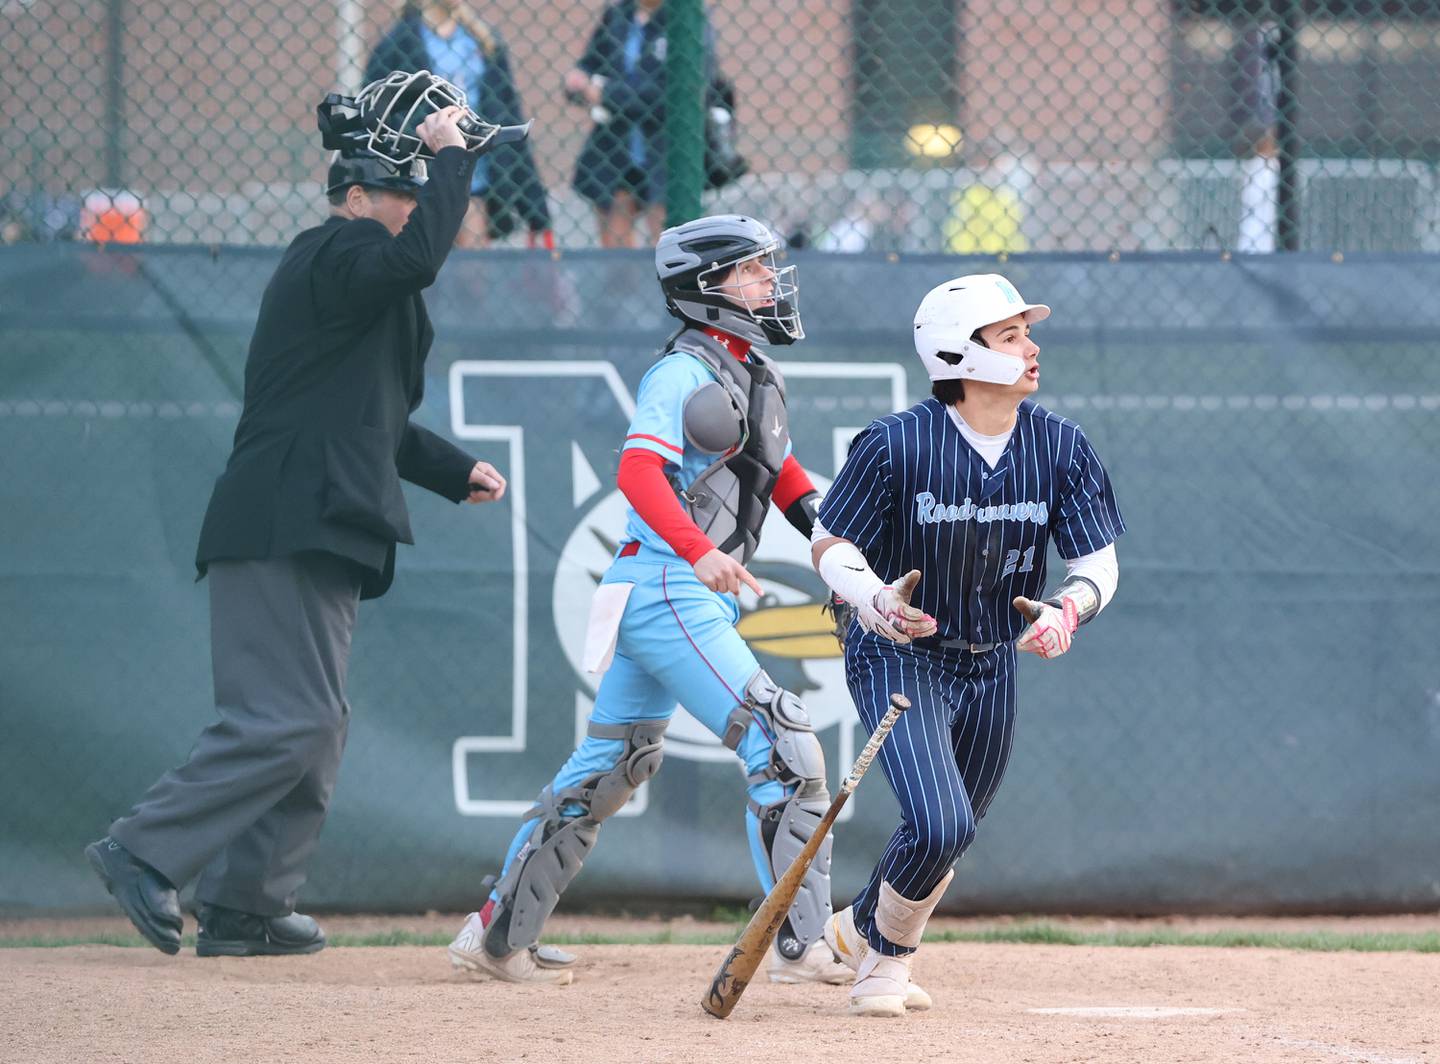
858, 570, 938, 645
1013, 595, 1078, 659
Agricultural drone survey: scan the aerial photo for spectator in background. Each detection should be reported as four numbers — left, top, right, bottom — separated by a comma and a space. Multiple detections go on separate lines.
944, 132, 1031, 256
366, 0, 553, 248
563, 0, 718, 248
0, 205, 27, 244
816, 190, 916, 254
816, 191, 881, 253
0, 190, 80, 243
1228, 21, 1281, 253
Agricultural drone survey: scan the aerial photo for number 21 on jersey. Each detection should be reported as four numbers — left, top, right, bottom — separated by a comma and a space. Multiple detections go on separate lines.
1002, 546, 1036, 578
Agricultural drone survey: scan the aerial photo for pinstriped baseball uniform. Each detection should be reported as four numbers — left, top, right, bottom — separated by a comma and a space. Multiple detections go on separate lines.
818, 395, 1124, 956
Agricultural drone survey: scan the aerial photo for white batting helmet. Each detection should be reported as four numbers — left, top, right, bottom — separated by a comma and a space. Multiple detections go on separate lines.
913, 274, 1050, 385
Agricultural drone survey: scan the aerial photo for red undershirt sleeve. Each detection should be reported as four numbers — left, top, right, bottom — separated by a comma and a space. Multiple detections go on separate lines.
772, 454, 818, 513
617, 448, 716, 565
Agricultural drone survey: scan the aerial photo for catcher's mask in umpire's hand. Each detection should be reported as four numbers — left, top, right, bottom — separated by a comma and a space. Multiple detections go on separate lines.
317, 69, 532, 166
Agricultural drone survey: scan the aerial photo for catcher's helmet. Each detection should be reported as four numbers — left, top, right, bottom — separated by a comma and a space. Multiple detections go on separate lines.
325, 148, 428, 197
655, 214, 803, 346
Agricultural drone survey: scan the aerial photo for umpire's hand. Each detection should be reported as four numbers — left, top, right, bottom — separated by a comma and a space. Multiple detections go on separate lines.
418, 105, 468, 155
465, 461, 507, 503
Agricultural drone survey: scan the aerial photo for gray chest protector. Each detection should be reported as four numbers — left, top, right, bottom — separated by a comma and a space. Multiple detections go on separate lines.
670, 328, 790, 566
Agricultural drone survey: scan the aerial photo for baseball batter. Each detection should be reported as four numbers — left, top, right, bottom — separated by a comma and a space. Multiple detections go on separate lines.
811, 273, 1125, 1016
447, 215, 849, 987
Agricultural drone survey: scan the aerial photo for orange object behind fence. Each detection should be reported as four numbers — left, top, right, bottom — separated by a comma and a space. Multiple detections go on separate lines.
82, 190, 147, 244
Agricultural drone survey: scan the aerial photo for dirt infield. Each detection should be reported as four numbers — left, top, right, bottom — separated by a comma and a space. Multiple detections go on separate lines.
3, 916, 1437, 1064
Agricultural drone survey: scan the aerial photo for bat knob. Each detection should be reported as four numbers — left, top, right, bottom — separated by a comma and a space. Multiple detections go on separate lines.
888, 693, 911, 712
1013, 595, 1044, 622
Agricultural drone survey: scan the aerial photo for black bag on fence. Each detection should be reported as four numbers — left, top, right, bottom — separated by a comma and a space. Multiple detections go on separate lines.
705, 76, 748, 191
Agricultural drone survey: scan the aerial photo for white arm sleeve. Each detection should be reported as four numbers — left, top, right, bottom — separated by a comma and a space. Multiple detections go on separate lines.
815, 539, 885, 610
1063, 542, 1118, 613
810, 516, 831, 542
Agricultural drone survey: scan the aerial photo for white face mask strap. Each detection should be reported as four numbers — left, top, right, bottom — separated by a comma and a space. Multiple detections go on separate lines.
929, 338, 1026, 385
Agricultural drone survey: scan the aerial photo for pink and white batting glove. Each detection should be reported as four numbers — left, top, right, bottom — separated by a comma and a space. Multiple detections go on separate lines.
1013, 595, 1078, 659
859, 570, 939, 645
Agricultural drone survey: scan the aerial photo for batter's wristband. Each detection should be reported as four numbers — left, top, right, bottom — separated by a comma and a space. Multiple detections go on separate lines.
1043, 576, 1102, 626
817, 540, 885, 612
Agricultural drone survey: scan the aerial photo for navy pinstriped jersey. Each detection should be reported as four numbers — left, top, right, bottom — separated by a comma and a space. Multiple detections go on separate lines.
818, 396, 1125, 646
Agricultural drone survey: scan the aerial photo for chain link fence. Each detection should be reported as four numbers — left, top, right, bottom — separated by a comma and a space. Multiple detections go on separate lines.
5, 243, 1440, 913
4, 0, 1440, 251
4, 1, 1440, 914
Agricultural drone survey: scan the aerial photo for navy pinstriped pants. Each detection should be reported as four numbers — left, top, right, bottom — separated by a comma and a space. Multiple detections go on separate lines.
844, 634, 1018, 957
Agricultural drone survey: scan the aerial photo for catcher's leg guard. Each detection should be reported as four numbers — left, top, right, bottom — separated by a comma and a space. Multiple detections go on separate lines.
483, 718, 666, 959
724, 669, 833, 958
849, 869, 954, 1016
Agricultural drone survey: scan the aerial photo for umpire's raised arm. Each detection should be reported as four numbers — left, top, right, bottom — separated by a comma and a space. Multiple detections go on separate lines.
325, 107, 476, 299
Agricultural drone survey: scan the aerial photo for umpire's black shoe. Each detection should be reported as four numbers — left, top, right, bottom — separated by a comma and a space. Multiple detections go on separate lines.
84, 836, 183, 955
196, 904, 326, 957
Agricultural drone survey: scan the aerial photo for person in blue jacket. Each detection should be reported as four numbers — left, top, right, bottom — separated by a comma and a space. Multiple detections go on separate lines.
562, 0, 718, 247
367, 0, 553, 247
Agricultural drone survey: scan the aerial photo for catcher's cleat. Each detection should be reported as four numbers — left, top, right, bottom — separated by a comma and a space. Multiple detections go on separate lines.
766, 938, 852, 985
823, 905, 932, 1010
447, 907, 575, 985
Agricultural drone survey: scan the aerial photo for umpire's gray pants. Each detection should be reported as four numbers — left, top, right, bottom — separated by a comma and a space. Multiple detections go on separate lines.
110, 552, 362, 916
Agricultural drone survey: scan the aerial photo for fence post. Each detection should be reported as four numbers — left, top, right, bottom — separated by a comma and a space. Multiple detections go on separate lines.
105, 0, 126, 188
1275, 0, 1303, 252
664, 0, 705, 228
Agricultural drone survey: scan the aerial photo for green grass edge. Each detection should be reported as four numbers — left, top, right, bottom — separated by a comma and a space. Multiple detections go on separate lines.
7, 922, 1438, 953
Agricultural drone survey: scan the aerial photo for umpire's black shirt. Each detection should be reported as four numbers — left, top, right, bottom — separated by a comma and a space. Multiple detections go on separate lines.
196, 146, 478, 599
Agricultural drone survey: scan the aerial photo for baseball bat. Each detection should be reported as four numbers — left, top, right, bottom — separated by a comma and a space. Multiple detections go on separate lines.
700, 692, 910, 1019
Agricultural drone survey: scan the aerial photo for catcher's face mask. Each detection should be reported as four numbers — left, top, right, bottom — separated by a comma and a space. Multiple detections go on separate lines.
317, 70, 531, 166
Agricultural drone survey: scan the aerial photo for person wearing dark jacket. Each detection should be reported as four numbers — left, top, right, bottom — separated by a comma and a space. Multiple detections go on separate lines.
563, 0, 717, 247
366, 0, 552, 247
84, 106, 506, 958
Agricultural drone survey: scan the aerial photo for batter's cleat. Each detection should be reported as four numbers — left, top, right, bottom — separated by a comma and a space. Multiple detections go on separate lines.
848, 951, 911, 1018
767, 938, 853, 984
84, 837, 183, 955
447, 907, 574, 985
196, 904, 326, 957
824, 905, 932, 1010
822, 904, 864, 968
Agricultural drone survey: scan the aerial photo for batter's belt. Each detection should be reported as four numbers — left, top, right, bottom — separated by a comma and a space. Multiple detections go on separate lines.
937, 637, 999, 654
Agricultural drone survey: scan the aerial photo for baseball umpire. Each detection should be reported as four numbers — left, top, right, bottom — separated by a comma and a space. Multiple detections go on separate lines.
85, 102, 513, 957
812, 273, 1125, 1015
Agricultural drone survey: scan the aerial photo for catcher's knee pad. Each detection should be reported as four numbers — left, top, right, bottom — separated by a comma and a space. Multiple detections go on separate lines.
483, 718, 666, 958
725, 669, 832, 956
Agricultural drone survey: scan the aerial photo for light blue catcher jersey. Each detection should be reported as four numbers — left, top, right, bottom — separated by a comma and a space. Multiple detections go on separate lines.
620, 352, 792, 559
818, 396, 1124, 646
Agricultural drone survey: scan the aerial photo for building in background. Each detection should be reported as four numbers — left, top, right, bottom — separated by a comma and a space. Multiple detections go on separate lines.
2, 0, 1439, 250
